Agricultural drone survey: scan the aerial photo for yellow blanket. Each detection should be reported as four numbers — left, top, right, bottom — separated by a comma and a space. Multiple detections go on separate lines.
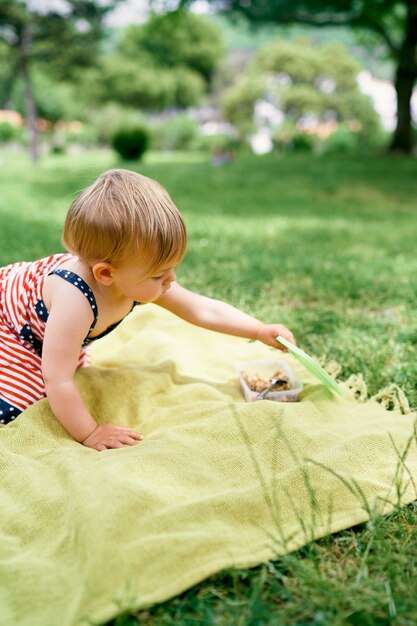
1, 305, 416, 626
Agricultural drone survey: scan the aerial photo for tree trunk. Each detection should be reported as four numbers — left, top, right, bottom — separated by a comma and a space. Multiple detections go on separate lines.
390, 67, 415, 153
20, 23, 39, 163
389, 2, 417, 154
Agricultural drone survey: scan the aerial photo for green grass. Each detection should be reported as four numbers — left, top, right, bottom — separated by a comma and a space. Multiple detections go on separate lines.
1, 148, 416, 625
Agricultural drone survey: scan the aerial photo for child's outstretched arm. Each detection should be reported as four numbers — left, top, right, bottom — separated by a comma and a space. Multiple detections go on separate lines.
156, 283, 296, 350
42, 279, 143, 451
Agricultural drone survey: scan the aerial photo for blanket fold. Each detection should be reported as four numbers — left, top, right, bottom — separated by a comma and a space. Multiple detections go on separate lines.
1, 305, 416, 626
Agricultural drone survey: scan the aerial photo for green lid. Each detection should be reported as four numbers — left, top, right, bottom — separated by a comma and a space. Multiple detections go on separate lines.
276, 336, 344, 396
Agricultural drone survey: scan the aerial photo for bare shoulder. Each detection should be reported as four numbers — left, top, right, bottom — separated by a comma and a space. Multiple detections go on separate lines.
44, 274, 95, 330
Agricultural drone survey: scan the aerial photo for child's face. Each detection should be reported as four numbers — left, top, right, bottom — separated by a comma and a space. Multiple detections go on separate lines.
111, 258, 177, 303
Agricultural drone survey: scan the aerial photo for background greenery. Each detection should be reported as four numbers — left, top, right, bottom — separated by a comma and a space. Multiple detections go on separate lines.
0, 2, 402, 160
0, 149, 415, 624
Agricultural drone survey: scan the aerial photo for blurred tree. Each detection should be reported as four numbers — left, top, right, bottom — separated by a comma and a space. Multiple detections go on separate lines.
85, 10, 224, 110
179, 0, 417, 154
83, 52, 205, 110
0, 40, 17, 108
12, 70, 83, 124
221, 40, 379, 141
221, 75, 265, 139
0, 0, 120, 161
120, 11, 224, 83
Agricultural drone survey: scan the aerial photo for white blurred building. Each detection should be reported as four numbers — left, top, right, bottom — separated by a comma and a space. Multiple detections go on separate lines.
357, 70, 417, 131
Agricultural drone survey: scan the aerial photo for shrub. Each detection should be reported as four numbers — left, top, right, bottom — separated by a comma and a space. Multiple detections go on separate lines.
51, 142, 66, 155
90, 104, 146, 146
0, 122, 23, 143
198, 133, 240, 155
221, 76, 265, 140
111, 125, 150, 160
64, 125, 99, 148
151, 115, 199, 151
356, 126, 390, 152
322, 125, 359, 154
272, 124, 317, 153
292, 131, 316, 152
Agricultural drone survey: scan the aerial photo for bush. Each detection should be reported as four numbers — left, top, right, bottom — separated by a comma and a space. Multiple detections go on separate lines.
111, 125, 150, 160
322, 125, 359, 154
356, 126, 390, 152
198, 133, 240, 155
64, 125, 100, 148
292, 131, 316, 152
272, 124, 317, 153
89, 104, 146, 146
151, 115, 199, 151
0, 122, 23, 143
221, 76, 265, 140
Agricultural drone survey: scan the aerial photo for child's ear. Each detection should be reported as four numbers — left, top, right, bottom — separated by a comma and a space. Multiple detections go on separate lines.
91, 262, 114, 286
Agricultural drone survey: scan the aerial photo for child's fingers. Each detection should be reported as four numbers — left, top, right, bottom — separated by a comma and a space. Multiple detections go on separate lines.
104, 439, 124, 449
276, 328, 296, 347
87, 426, 145, 451
114, 427, 144, 440
129, 432, 144, 440
96, 435, 143, 450
277, 344, 288, 353
119, 435, 142, 446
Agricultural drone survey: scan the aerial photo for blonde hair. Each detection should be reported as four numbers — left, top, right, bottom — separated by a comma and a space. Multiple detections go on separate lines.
63, 169, 187, 272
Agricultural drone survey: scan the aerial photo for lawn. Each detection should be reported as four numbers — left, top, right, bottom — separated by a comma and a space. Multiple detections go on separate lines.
1, 148, 416, 625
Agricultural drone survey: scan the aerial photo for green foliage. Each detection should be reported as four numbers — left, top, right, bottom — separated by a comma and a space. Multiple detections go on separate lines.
84, 55, 175, 110
151, 115, 200, 151
321, 123, 388, 154
87, 104, 146, 146
198, 133, 240, 156
202, 0, 416, 153
291, 130, 316, 152
169, 66, 205, 108
255, 40, 378, 127
0, 121, 22, 143
0, 0, 120, 160
81, 10, 225, 112
0, 40, 17, 108
111, 125, 150, 161
0, 0, 119, 80
253, 38, 326, 83
222, 39, 381, 144
63, 125, 99, 148
119, 11, 225, 82
272, 122, 317, 152
221, 75, 265, 138
279, 84, 326, 119
214, 0, 408, 54
85, 53, 205, 111
322, 125, 360, 154
11, 70, 83, 124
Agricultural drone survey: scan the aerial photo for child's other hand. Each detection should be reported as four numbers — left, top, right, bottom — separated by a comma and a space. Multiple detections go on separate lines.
82, 424, 144, 451
256, 323, 296, 352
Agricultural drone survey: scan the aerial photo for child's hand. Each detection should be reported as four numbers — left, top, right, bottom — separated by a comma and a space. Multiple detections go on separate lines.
82, 424, 144, 451
256, 323, 296, 352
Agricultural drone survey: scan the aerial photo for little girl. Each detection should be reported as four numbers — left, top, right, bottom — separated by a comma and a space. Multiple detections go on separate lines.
0, 169, 295, 451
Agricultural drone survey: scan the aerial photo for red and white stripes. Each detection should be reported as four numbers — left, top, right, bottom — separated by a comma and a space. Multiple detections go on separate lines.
0, 254, 90, 419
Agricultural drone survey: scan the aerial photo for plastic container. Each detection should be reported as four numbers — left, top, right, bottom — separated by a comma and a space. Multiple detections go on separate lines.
236, 359, 303, 403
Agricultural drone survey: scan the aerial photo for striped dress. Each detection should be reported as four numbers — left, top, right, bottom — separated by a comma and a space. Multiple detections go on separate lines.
0, 253, 91, 424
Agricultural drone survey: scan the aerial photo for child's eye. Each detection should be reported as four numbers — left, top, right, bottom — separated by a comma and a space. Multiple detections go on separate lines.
152, 275, 163, 281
